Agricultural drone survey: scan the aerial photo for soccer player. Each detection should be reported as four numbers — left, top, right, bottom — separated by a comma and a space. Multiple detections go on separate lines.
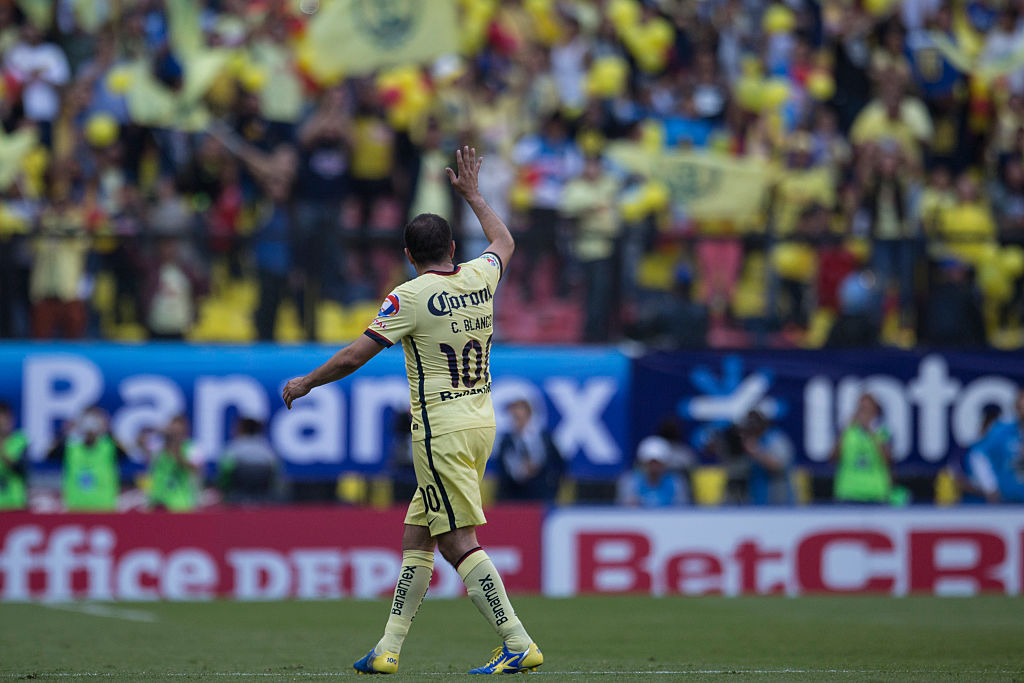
282, 147, 543, 675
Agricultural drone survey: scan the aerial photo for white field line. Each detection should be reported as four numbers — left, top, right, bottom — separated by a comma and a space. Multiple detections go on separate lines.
3, 670, 1021, 677
41, 602, 159, 623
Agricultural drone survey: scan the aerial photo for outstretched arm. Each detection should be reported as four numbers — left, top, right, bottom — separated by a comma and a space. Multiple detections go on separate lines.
447, 146, 515, 268
282, 335, 384, 408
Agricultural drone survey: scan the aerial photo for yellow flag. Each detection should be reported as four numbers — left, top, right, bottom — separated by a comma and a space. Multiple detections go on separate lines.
0, 127, 39, 191
307, 0, 458, 76
124, 50, 231, 131
607, 142, 771, 222
657, 151, 770, 221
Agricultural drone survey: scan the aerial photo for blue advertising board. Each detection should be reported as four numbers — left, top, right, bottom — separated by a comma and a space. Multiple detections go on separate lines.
0, 344, 630, 480
632, 350, 1024, 474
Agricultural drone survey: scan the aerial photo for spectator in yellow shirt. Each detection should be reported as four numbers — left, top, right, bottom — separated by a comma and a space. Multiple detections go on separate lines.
31, 192, 89, 339
936, 173, 997, 269
771, 133, 835, 237
850, 77, 932, 167
561, 156, 622, 341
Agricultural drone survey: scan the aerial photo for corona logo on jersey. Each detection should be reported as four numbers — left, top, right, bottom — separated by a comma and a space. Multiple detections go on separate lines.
378, 294, 400, 318
426, 286, 493, 317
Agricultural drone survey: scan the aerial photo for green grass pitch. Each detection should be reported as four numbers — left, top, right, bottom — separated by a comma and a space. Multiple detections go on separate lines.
1, 596, 1022, 681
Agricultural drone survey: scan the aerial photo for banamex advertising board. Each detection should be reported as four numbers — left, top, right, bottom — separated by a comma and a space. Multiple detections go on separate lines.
0, 344, 629, 479
543, 508, 1024, 597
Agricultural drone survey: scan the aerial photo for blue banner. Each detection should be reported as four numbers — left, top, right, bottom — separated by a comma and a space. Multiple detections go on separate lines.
0, 344, 630, 480
632, 350, 1024, 474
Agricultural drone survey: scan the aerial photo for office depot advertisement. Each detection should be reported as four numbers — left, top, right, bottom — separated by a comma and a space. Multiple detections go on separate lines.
0, 506, 541, 601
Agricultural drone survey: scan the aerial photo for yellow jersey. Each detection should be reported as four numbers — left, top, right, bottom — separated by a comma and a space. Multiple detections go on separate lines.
365, 252, 503, 441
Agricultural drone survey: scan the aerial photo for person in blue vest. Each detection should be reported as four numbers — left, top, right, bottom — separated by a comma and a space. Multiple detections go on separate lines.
965, 389, 1024, 503
740, 410, 795, 506
959, 404, 1003, 504
616, 436, 688, 507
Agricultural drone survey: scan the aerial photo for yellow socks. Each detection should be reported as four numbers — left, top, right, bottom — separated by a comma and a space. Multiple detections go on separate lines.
456, 548, 532, 652
376, 549, 434, 655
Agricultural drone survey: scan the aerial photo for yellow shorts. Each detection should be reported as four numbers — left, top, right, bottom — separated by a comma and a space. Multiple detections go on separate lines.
405, 426, 496, 536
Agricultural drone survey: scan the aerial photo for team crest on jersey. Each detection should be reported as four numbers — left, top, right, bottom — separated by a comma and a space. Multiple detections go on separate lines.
483, 254, 500, 269
379, 294, 400, 317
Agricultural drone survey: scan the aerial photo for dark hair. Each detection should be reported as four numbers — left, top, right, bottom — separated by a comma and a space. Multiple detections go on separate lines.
0, 402, 10, 415
238, 417, 264, 435
404, 213, 452, 265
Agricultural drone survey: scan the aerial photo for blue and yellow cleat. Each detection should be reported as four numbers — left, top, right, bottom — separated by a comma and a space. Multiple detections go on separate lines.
353, 648, 399, 675
468, 642, 543, 674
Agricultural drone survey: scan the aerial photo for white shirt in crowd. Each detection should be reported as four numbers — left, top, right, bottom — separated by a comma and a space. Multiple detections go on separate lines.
5, 40, 70, 122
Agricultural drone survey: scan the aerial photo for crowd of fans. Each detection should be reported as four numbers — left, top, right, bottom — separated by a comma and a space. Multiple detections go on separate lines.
1, 0, 1023, 347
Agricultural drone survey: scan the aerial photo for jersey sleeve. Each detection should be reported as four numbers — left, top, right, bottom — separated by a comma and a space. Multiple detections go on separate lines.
364, 288, 416, 347
469, 252, 504, 289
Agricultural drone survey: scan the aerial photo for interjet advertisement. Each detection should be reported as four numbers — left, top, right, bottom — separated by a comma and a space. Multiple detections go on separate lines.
633, 350, 1024, 474
0, 344, 630, 480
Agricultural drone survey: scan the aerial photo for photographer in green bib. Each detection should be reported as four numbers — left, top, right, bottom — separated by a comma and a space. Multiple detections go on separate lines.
0, 403, 29, 510
48, 407, 128, 512
831, 393, 893, 503
148, 415, 201, 512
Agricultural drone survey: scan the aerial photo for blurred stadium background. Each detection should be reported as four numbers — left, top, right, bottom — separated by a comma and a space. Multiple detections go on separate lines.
1, 0, 1024, 679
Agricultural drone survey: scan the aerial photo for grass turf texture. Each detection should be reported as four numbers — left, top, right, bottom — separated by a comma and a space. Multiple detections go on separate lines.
1, 596, 1021, 681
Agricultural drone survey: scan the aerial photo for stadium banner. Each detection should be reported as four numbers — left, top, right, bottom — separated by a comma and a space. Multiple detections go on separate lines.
0, 343, 629, 479
304, 0, 458, 77
605, 143, 772, 221
0, 344, 630, 479
543, 507, 1024, 597
633, 349, 1024, 474
0, 505, 541, 601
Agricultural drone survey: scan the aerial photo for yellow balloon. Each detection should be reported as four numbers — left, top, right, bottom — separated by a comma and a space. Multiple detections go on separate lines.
84, 112, 119, 148
762, 78, 790, 110
106, 67, 134, 94
620, 197, 647, 223
639, 118, 665, 152
21, 146, 48, 178
806, 69, 835, 101
509, 183, 533, 211
979, 263, 1012, 301
642, 181, 671, 211
578, 129, 605, 156
736, 76, 764, 111
587, 56, 629, 98
1000, 246, 1024, 278
772, 243, 816, 282
845, 237, 871, 263
863, 0, 894, 17
608, 0, 640, 30
646, 20, 674, 49
239, 65, 267, 93
762, 4, 796, 34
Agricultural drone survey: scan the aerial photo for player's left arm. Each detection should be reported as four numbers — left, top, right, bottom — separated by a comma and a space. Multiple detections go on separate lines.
282, 335, 384, 409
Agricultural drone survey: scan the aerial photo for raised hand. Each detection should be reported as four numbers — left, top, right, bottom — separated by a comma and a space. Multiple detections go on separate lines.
282, 376, 311, 409
446, 146, 483, 199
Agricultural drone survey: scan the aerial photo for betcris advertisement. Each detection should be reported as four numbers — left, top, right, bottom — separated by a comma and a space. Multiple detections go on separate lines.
633, 350, 1024, 475
0, 344, 630, 480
